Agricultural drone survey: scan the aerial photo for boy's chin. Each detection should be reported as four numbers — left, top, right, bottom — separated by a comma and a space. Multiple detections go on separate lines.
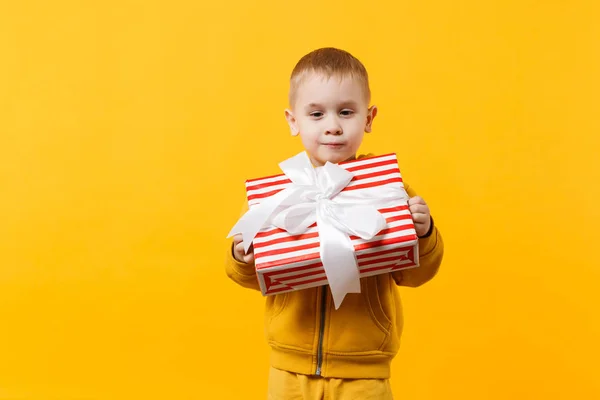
309, 152, 356, 166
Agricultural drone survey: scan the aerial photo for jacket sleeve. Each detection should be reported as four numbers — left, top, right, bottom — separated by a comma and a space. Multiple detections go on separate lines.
224, 200, 261, 291
391, 183, 444, 287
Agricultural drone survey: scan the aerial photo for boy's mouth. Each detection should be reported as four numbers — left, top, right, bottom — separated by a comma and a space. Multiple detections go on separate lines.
322, 143, 345, 149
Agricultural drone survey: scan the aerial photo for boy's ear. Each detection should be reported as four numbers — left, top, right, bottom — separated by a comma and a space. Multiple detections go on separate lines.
285, 109, 300, 136
365, 105, 378, 133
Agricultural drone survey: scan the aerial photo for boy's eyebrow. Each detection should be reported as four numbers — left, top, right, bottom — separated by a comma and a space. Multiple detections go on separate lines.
305, 100, 360, 110
338, 100, 360, 108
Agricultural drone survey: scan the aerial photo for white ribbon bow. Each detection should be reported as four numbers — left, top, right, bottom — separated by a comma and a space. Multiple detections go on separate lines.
227, 152, 408, 309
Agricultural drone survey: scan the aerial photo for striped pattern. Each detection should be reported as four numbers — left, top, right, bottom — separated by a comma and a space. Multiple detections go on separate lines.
244, 153, 420, 296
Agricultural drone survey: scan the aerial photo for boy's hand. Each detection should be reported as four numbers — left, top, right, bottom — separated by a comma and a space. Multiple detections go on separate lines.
233, 234, 255, 264
408, 196, 432, 238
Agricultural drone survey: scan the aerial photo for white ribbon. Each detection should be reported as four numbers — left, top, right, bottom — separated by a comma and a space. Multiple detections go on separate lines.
227, 152, 409, 309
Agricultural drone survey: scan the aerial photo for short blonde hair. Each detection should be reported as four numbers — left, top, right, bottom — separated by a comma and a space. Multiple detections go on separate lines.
288, 47, 371, 106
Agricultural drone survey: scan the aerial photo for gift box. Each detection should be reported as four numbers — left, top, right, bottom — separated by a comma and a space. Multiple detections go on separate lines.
228, 152, 419, 309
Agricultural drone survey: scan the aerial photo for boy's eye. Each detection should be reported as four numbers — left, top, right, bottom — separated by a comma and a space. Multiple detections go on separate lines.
310, 112, 323, 118
340, 110, 354, 116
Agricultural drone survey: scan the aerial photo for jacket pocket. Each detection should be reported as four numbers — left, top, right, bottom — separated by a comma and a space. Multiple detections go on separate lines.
328, 276, 394, 352
265, 292, 288, 321
367, 275, 394, 332
264, 288, 318, 351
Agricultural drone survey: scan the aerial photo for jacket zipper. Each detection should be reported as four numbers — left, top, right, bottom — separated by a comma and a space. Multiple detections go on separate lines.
315, 285, 327, 376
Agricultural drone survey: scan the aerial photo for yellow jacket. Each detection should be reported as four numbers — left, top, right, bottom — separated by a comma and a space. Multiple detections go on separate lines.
225, 158, 444, 379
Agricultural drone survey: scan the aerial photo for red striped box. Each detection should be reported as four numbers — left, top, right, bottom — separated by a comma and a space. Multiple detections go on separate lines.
246, 153, 419, 296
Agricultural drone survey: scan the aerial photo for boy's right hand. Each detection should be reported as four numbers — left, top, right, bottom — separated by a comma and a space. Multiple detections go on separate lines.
233, 234, 255, 264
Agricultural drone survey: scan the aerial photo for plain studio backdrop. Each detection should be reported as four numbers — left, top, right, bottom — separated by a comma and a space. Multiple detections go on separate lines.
1, 1, 599, 399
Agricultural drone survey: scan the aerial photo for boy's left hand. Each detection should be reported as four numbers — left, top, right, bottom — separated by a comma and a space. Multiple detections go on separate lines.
408, 196, 432, 238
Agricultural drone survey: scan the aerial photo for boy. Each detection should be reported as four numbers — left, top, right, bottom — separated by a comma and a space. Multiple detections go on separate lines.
225, 47, 444, 399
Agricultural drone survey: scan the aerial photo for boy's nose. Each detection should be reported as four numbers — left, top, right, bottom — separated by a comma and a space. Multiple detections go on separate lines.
324, 118, 342, 135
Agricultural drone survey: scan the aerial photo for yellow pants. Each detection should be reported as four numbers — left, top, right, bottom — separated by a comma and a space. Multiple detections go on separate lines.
267, 367, 394, 400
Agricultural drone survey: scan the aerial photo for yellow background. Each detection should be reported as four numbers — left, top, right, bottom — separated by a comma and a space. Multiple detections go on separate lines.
1, 0, 599, 399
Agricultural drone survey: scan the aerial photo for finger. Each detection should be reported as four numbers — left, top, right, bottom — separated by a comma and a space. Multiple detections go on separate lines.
243, 253, 255, 264
411, 212, 429, 224
235, 241, 246, 254
409, 204, 429, 215
233, 234, 243, 244
408, 196, 425, 206
415, 227, 428, 237
235, 238, 254, 253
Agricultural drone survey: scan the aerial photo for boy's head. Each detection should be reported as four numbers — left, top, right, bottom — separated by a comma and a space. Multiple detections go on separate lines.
285, 47, 377, 167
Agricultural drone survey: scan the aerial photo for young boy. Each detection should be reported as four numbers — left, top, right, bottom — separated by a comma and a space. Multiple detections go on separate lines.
225, 47, 444, 399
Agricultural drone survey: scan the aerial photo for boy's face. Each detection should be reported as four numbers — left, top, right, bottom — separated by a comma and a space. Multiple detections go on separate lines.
285, 72, 377, 167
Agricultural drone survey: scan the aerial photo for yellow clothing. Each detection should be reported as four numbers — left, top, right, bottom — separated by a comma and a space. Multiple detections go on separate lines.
267, 367, 394, 400
225, 155, 444, 380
